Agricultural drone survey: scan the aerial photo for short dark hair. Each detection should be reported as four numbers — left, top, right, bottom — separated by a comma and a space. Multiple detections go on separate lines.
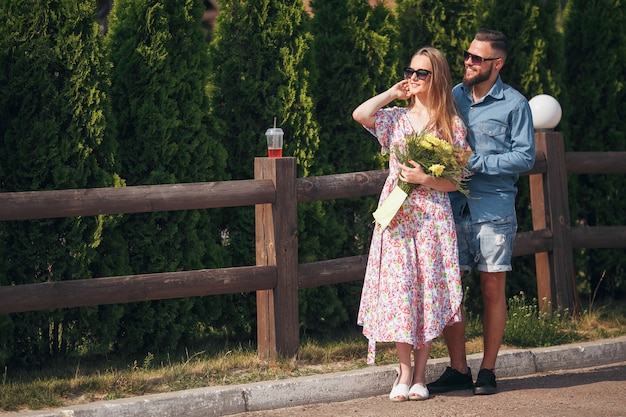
475, 28, 508, 57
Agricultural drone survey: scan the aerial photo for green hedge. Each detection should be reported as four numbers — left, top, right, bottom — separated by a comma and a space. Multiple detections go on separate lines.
0, 0, 624, 368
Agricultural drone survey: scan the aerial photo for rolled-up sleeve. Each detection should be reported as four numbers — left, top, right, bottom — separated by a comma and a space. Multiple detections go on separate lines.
467, 96, 535, 176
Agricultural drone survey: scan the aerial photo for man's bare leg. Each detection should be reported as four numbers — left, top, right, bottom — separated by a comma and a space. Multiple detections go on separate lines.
479, 271, 507, 370
472, 271, 507, 395
442, 307, 469, 373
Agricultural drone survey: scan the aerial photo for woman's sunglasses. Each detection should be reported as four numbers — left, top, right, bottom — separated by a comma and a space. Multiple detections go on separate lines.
403, 68, 432, 80
463, 50, 499, 66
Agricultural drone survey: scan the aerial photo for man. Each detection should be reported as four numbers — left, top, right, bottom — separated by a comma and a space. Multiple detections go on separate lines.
426, 29, 535, 395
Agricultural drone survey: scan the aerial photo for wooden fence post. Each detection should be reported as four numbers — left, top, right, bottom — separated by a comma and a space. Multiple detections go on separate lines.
529, 131, 579, 314
255, 157, 299, 360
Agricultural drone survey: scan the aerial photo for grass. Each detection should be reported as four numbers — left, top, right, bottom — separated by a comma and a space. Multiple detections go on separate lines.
1, 294, 625, 413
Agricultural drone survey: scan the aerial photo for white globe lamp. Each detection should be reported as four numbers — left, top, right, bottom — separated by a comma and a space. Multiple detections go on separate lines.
529, 94, 562, 130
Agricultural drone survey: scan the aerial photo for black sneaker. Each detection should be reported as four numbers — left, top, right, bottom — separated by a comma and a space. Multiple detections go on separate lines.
426, 366, 473, 393
473, 368, 497, 395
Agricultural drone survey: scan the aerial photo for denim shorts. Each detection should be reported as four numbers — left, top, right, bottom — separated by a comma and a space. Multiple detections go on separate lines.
456, 212, 517, 273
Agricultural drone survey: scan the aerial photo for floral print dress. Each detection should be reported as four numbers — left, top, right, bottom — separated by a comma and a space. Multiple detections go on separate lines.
357, 107, 466, 365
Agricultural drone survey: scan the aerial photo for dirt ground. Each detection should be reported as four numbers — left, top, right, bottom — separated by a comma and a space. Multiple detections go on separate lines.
229, 361, 626, 417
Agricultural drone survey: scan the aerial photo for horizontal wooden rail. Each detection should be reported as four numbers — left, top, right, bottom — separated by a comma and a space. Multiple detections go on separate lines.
0, 265, 276, 314
566, 152, 626, 174
570, 226, 626, 248
297, 170, 387, 202
0, 179, 275, 220
298, 255, 369, 288
512, 228, 554, 257
2, 151, 623, 222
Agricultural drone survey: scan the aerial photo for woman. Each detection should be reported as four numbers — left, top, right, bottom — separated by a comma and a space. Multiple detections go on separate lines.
353, 47, 468, 401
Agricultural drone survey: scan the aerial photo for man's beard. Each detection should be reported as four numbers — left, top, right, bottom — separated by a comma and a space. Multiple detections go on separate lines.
463, 66, 492, 88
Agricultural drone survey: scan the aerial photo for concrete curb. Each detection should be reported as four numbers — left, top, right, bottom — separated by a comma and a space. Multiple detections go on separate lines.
6, 335, 626, 417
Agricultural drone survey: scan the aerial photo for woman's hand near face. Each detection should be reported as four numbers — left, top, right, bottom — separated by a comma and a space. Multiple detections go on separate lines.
392, 79, 412, 101
352, 79, 412, 128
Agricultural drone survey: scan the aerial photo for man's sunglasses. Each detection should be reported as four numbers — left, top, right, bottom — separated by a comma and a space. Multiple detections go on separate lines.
463, 50, 499, 66
403, 68, 432, 80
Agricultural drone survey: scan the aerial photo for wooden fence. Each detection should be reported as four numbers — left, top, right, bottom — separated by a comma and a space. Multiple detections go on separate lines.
1, 131, 625, 360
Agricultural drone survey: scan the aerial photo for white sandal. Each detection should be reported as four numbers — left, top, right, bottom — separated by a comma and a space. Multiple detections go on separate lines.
408, 383, 430, 401
389, 369, 411, 402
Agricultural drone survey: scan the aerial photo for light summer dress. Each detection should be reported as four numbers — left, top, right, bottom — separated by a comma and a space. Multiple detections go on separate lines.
357, 107, 466, 365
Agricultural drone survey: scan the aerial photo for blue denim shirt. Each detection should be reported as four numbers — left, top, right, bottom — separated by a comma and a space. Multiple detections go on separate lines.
450, 76, 535, 223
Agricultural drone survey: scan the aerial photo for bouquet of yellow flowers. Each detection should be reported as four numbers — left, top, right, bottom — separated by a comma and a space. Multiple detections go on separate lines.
373, 130, 472, 229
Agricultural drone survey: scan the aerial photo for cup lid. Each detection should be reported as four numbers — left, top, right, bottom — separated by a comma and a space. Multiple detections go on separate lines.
265, 127, 284, 135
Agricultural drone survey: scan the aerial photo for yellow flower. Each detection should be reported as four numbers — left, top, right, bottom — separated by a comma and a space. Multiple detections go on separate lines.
419, 140, 433, 149
440, 141, 453, 153
428, 164, 445, 177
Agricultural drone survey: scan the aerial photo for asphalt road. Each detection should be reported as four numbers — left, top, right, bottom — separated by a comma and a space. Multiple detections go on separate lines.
229, 361, 626, 417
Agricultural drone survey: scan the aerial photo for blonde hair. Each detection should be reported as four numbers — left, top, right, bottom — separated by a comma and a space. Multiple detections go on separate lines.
411, 47, 458, 144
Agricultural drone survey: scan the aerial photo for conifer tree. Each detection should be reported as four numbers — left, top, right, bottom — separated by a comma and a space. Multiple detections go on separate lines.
207, 0, 322, 337
106, 0, 229, 353
395, 0, 478, 82
0, 0, 121, 365
207, 0, 319, 263
310, 0, 396, 177
563, 0, 626, 299
478, 0, 565, 98
305, 0, 398, 334
208, 0, 318, 182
